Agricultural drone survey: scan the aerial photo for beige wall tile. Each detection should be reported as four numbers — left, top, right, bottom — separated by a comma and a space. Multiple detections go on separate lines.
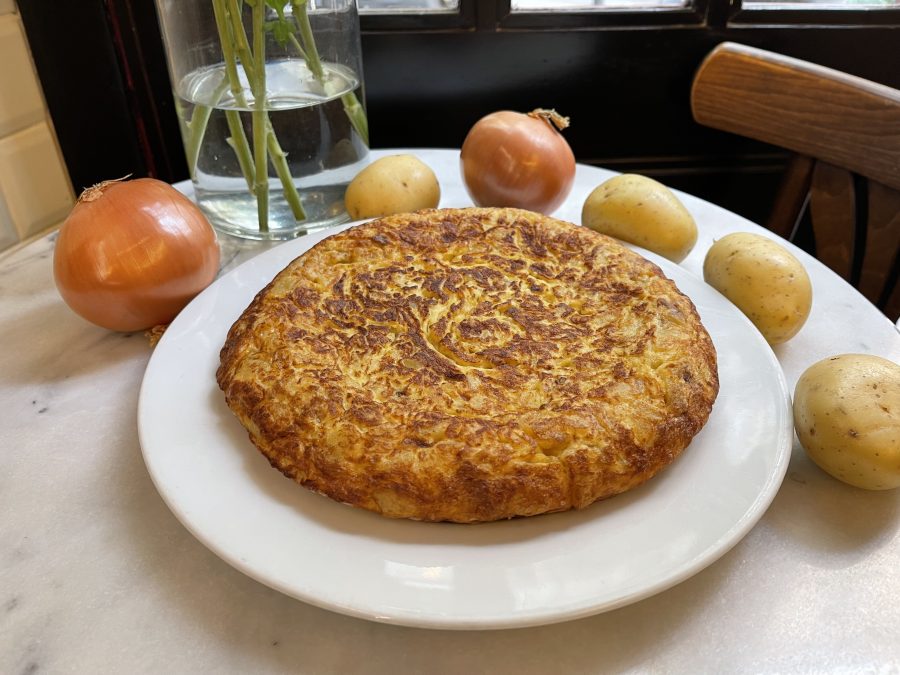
0, 121, 74, 239
0, 14, 44, 137
0, 1, 16, 15
0, 196, 17, 251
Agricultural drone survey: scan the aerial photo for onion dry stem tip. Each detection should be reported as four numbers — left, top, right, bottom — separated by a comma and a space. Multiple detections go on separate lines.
78, 174, 134, 203
528, 108, 570, 131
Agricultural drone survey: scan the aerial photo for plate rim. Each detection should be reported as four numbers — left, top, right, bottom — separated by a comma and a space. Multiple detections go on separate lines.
138, 221, 793, 630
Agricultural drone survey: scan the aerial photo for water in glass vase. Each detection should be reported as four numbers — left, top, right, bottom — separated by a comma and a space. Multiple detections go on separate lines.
175, 59, 369, 240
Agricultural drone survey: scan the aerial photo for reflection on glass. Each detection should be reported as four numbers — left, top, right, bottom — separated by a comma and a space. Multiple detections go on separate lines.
358, 0, 459, 12
743, 0, 898, 7
512, 0, 688, 9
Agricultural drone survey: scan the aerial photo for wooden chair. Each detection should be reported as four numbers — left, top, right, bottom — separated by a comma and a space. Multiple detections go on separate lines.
691, 41, 900, 322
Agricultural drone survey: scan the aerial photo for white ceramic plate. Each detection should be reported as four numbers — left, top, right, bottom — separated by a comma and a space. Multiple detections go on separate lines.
138, 223, 792, 630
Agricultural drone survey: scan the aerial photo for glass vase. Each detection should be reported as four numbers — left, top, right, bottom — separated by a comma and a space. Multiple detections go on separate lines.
154, 0, 369, 240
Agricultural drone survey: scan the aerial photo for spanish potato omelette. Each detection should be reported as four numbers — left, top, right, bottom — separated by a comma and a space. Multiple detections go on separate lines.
217, 207, 719, 523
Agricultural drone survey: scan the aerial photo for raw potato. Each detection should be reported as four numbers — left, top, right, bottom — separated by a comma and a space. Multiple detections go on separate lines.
581, 174, 698, 263
345, 155, 440, 219
703, 232, 811, 345
793, 354, 900, 490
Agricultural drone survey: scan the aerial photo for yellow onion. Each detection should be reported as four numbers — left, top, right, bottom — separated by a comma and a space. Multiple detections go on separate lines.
460, 108, 576, 214
53, 177, 220, 332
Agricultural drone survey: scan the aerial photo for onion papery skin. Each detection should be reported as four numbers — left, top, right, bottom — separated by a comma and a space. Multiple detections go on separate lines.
460, 110, 576, 215
53, 178, 220, 332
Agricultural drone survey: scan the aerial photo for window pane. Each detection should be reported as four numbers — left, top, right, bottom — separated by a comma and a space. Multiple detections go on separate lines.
743, 0, 899, 6
512, 0, 689, 9
358, 0, 459, 12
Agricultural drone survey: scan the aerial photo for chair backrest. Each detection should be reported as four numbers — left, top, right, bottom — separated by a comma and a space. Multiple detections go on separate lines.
691, 41, 900, 321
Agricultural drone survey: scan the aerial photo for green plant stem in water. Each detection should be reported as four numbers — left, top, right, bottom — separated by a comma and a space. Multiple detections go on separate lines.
211, 0, 256, 193
183, 81, 257, 197
226, 0, 256, 82
290, 0, 368, 146
187, 0, 367, 231
184, 77, 228, 178
230, 0, 305, 223
250, 0, 269, 231
340, 92, 368, 147
266, 129, 305, 220
225, 111, 257, 193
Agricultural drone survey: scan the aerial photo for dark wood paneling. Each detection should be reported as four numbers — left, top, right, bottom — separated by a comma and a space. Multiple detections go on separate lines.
17, 0, 147, 192
104, 0, 187, 183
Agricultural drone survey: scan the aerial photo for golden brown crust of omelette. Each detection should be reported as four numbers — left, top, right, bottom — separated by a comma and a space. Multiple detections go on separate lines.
216, 207, 719, 523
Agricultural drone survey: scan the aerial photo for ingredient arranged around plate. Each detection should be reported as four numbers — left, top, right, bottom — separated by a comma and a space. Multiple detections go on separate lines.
344, 154, 440, 220
702, 232, 812, 345
793, 354, 900, 490
53, 177, 220, 332
581, 173, 698, 263
460, 109, 576, 215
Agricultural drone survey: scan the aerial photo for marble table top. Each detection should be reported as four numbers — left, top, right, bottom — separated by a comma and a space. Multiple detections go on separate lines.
1, 148, 898, 673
